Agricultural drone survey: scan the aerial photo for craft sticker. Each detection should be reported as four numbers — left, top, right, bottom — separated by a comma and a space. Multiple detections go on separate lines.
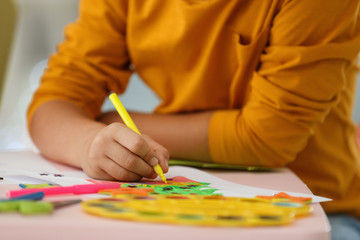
99, 176, 219, 196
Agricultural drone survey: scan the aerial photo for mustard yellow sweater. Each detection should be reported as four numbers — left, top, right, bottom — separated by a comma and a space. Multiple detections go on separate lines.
28, 0, 360, 217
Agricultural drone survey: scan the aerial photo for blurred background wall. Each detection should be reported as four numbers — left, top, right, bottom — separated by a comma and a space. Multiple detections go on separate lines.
0, 0, 79, 150
0, 0, 16, 101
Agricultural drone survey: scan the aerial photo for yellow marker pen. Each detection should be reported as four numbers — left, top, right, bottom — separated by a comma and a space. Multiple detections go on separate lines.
109, 93, 167, 184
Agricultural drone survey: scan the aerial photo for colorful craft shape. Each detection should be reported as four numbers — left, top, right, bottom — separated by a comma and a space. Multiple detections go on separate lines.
99, 177, 218, 196
82, 176, 313, 227
82, 194, 311, 227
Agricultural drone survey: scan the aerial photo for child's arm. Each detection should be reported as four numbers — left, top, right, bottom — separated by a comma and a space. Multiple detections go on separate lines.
29, 100, 169, 181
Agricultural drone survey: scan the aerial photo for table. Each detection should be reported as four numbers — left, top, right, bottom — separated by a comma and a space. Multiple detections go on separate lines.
0, 151, 331, 240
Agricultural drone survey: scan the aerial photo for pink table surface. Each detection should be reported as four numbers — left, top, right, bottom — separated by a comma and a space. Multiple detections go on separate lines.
0, 151, 331, 240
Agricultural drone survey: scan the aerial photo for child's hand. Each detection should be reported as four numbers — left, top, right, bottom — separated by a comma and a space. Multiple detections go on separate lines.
81, 122, 169, 181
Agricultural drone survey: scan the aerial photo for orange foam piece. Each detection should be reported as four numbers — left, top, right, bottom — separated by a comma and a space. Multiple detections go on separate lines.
256, 192, 312, 203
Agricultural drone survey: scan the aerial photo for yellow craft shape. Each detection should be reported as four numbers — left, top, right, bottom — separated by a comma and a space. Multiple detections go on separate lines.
82, 194, 312, 227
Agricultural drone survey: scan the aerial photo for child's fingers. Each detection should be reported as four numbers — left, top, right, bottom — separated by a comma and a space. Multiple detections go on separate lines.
110, 124, 169, 173
94, 123, 169, 180
142, 135, 170, 173
101, 156, 143, 181
104, 138, 156, 179
111, 124, 150, 160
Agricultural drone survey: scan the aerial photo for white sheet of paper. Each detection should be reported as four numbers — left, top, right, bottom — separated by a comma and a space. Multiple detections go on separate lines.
164, 166, 331, 203
0, 151, 90, 186
0, 169, 90, 186
0, 151, 330, 202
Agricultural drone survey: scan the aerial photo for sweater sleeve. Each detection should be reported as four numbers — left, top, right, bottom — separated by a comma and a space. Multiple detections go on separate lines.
209, 0, 360, 166
27, 0, 131, 126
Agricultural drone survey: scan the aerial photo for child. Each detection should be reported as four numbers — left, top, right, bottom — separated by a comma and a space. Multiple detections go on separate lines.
27, 1, 360, 238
